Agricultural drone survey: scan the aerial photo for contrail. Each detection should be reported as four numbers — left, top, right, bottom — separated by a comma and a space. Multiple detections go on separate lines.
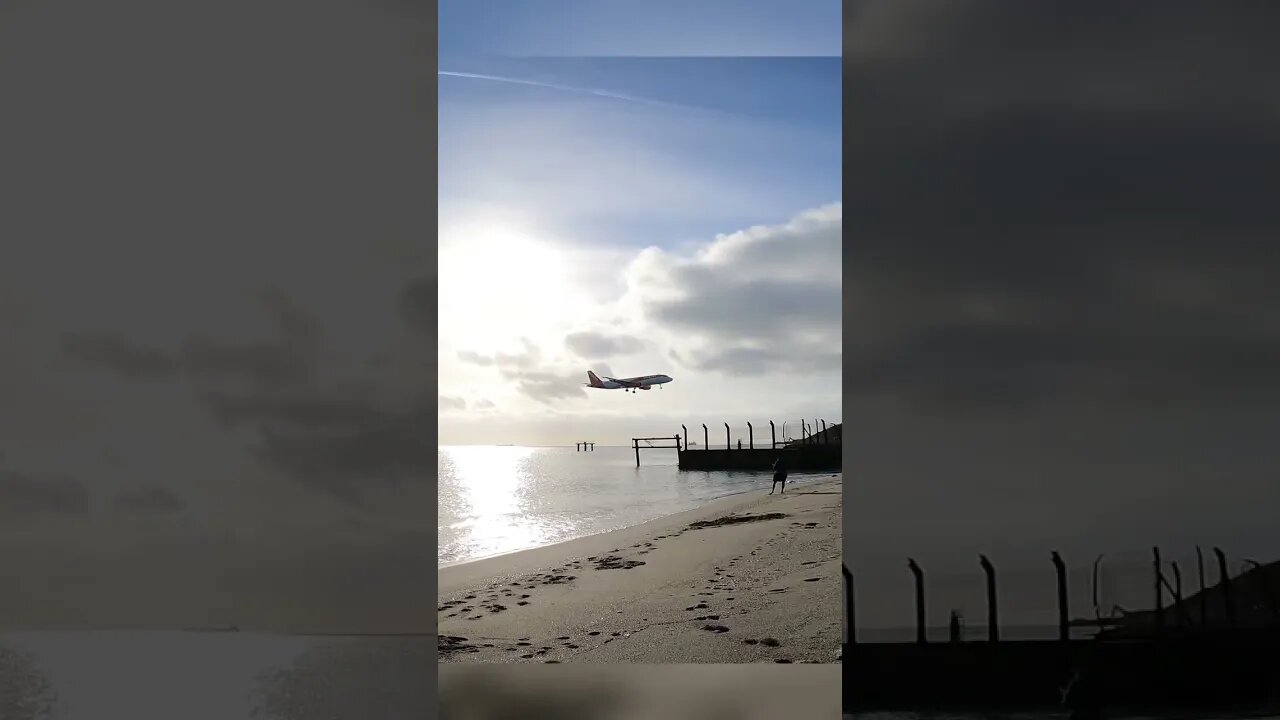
438, 70, 695, 111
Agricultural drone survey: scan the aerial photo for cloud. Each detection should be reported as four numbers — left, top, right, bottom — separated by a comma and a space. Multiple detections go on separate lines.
60, 289, 432, 508
457, 339, 542, 370
398, 276, 435, 337
0, 470, 89, 522
456, 338, 588, 404
61, 333, 176, 380
564, 331, 644, 358
509, 369, 588, 403
621, 203, 841, 376
112, 485, 184, 514
439, 395, 467, 411
843, 2, 1280, 413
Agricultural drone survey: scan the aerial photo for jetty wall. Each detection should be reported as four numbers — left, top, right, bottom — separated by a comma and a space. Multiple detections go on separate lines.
677, 445, 841, 471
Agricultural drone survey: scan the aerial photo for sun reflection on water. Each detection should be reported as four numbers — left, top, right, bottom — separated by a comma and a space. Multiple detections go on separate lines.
440, 446, 552, 562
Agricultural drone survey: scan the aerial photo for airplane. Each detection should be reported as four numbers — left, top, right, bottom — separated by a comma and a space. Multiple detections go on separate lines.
585, 370, 673, 393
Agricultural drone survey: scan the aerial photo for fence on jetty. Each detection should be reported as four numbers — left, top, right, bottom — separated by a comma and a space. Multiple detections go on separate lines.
631, 418, 842, 470
842, 546, 1280, 713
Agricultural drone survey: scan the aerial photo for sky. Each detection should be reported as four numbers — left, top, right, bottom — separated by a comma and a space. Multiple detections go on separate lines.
0, 0, 433, 631
437, 57, 842, 445
842, 1, 1280, 628
438, 0, 842, 57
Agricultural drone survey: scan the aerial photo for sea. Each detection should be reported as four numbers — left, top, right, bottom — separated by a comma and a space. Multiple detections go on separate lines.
0, 631, 429, 719
438, 444, 837, 566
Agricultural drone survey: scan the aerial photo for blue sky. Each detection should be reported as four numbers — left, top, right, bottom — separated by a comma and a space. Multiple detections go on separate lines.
438, 56, 841, 443
439, 57, 840, 249
439, 0, 842, 57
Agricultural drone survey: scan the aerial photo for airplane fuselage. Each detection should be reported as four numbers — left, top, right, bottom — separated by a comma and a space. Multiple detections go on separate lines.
586, 371, 673, 392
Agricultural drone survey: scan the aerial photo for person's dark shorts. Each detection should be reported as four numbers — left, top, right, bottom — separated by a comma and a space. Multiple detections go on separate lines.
773, 471, 787, 483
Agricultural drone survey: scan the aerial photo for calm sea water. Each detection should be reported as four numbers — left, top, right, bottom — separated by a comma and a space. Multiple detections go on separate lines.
0, 631, 429, 719
438, 444, 837, 566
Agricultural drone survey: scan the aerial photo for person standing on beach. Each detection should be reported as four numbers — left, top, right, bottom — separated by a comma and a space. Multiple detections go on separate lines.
770, 456, 788, 494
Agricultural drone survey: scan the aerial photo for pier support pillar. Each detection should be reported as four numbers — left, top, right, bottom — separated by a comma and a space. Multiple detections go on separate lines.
843, 563, 855, 645
1154, 547, 1164, 634
702, 424, 708, 451
770, 421, 776, 449
747, 422, 753, 449
1052, 551, 1068, 642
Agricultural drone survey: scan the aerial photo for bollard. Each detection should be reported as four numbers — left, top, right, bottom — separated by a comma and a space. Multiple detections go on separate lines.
980, 555, 999, 643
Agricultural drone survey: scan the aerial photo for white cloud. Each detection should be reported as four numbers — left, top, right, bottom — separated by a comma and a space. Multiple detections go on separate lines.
621, 203, 842, 375
436, 203, 842, 436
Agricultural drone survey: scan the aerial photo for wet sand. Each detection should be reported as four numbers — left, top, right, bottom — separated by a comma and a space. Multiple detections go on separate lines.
437, 476, 842, 663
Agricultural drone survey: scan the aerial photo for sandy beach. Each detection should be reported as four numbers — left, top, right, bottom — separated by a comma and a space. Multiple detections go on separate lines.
437, 476, 842, 663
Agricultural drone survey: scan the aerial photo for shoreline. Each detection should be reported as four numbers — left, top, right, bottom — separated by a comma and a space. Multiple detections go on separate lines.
438, 475, 843, 663
439, 472, 838, 570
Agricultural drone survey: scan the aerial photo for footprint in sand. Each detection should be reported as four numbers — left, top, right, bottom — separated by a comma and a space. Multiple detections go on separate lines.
588, 631, 601, 636
804, 578, 822, 582
518, 601, 530, 606
686, 603, 709, 611
743, 639, 759, 645
557, 636, 570, 640
769, 588, 787, 593
761, 638, 780, 647
775, 659, 793, 664
702, 625, 730, 633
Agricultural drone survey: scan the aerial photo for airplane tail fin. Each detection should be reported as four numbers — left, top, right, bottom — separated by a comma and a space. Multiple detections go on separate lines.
587, 370, 604, 388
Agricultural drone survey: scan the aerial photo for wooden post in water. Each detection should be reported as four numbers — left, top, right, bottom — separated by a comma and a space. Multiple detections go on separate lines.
1052, 551, 1068, 642
633, 438, 640, 468
770, 421, 776, 449
724, 423, 730, 450
747, 422, 753, 450
1197, 546, 1207, 626
980, 555, 999, 643
702, 424, 708, 451
1153, 547, 1165, 634
908, 559, 926, 644
1214, 547, 1235, 626
682, 425, 687, 451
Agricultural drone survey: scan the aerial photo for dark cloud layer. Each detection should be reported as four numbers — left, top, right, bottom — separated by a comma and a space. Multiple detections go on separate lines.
62, 290, 430, 508
0, 470, 89, 522
845, 0, 1280, 414
844, 1, 1280, 598
112, 484, 184, 514
564, 331, 645, 358
62, 333, 176, 380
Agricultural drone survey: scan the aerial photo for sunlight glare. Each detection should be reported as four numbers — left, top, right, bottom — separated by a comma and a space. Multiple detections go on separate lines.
438, 223, 578, 349
444, 445, 551, 560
